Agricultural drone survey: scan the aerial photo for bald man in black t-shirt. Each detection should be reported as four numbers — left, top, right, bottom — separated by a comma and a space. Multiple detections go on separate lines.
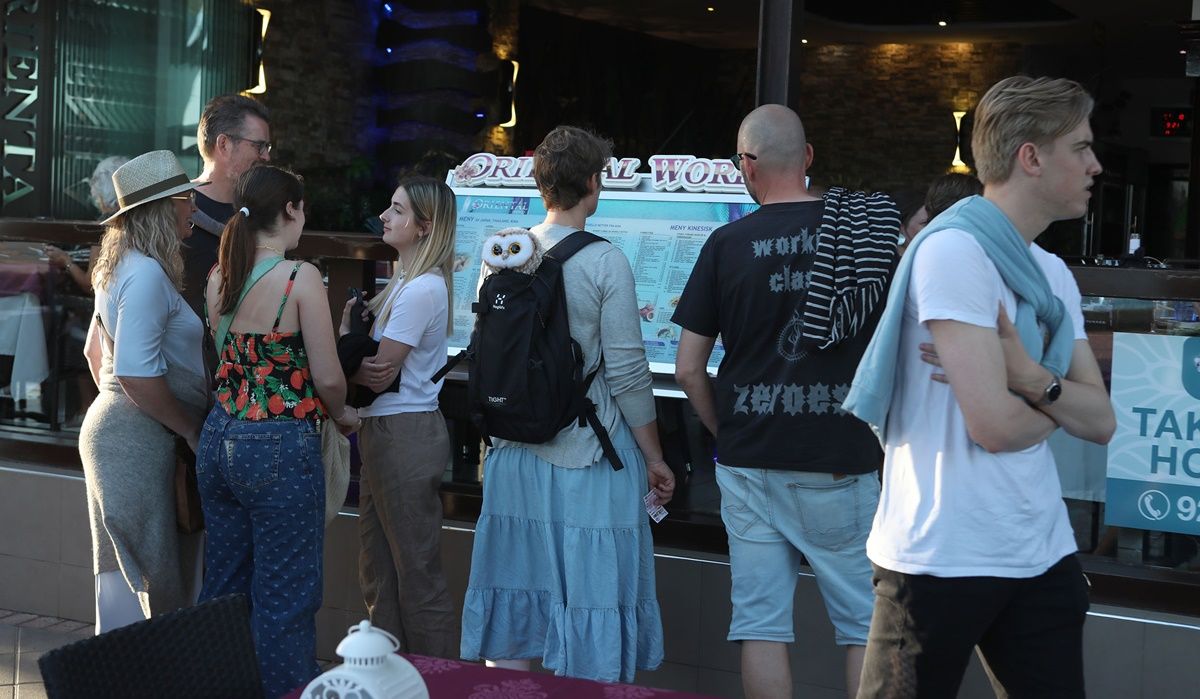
673, 104, 890, 699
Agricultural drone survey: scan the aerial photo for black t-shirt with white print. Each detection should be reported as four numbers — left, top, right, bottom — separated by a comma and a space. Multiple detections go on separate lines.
671, 201, 882, 474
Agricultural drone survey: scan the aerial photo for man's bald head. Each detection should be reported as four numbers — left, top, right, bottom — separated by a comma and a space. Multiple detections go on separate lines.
737, 104, 807, 173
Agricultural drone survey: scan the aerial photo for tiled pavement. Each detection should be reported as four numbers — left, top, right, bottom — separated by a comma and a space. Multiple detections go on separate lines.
0, 609, 93, 699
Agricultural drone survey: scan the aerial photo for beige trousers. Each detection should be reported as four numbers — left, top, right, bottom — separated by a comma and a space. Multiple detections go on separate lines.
357, 410, 460, 658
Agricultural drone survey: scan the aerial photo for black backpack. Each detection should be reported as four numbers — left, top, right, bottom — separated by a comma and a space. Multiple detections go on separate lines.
433, 231, 624, 471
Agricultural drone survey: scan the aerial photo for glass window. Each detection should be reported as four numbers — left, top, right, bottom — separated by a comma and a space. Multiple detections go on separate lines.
3, 0, 255, 221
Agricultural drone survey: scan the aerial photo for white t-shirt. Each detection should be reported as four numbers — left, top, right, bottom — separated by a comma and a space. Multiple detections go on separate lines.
94, 251, 205, 379
866, 229, 1087, 578
358, 271, 449, 417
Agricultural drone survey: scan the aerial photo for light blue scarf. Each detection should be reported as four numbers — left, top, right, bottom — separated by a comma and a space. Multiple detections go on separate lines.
842, 195, 1074, 444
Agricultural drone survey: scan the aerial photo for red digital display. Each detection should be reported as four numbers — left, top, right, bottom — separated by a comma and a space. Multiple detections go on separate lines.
1153, 108, 1193, 138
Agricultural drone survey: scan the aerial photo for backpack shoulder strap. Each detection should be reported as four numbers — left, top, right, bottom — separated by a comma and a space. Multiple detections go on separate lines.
542, 230, 606, 265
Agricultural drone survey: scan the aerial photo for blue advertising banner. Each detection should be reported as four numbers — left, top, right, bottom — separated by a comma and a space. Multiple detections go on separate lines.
1105, 332, 1200, 534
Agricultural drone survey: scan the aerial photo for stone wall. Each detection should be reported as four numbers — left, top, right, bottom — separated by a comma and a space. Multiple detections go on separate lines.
246, 2, 1026, 214
254, 0, 375, 172
797, 42, 1023, 193
251, 0, 380, 230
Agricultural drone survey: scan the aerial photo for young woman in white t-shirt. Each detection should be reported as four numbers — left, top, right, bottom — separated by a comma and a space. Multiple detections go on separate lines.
340, 176, 459, 656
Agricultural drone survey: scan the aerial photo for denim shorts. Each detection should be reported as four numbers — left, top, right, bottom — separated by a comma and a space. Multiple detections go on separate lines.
715, 464, 878, 646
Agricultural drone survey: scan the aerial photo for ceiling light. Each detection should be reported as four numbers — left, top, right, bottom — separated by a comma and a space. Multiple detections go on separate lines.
706, 6, 715, 11
938, 20, 948, 27
801, 39, 809, 44
1182, 50, 1189, 55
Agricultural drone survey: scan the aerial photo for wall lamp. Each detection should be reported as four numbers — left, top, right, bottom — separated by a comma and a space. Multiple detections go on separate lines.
243, 8, 271, 95
499, 60, 519, 127
951, 110, 967, 167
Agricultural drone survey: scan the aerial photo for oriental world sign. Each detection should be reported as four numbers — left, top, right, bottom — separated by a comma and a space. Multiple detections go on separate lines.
452, 152, 749, 194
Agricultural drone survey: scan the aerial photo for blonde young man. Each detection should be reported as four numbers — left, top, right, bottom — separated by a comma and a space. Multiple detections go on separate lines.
845, 76, 1116, 698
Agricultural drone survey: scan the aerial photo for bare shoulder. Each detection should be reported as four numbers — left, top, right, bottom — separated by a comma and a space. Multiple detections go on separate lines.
290, 261, 327, 299
293, 260, 322, 279
203, 264, 223, 303
205, 264, 223, 287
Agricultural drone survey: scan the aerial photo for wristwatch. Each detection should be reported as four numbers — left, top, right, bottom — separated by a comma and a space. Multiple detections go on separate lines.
1032, 374, 1062, 408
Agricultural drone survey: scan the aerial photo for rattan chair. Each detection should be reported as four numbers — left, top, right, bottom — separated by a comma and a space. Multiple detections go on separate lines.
38, 593, 264, 699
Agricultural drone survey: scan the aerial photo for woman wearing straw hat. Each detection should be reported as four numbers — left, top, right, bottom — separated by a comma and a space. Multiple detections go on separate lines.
79, 150, 209, 634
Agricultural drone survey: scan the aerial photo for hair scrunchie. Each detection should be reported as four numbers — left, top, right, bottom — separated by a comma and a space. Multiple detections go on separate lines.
239, 206, 250, 217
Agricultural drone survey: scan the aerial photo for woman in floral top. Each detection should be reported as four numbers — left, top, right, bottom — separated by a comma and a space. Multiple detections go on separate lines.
196, 165, 359, 699
214, 307, 325, 420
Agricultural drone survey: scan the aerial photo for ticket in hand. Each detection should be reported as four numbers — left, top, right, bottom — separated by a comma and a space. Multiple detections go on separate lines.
643, 490, 668, 523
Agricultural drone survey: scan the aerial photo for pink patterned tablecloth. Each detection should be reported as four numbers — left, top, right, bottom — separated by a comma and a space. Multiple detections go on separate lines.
283, 654, 718, 699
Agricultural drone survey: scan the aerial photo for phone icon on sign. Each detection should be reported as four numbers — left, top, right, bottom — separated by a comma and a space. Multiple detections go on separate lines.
1137, 490, 1170, 521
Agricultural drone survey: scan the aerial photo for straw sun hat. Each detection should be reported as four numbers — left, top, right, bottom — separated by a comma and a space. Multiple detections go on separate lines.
101, 150, 205, 224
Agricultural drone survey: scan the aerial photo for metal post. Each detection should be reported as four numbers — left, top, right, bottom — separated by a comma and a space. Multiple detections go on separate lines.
756, 0, 805, 107
1189, 78, 1200, 258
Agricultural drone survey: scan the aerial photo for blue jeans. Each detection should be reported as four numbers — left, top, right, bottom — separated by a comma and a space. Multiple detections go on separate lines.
196, 406, 324, 699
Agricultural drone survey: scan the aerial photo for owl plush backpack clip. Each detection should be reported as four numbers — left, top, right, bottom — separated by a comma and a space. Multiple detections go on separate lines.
481, 227, 543, 276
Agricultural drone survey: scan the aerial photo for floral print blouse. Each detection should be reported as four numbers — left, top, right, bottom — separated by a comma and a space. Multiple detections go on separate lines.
212, 262, 326, 422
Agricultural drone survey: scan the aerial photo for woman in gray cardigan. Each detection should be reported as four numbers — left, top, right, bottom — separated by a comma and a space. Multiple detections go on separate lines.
80, 151, 208, 633
460, 126, 676, 683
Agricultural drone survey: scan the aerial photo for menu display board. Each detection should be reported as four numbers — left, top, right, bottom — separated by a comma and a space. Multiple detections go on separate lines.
449, 186, 757, 373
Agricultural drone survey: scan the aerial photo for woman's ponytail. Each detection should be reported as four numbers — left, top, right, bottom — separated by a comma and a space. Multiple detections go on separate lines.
216, 206, 256, 316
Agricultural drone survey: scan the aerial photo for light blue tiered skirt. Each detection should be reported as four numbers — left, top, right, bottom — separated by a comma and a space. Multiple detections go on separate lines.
460, 422, 664, 684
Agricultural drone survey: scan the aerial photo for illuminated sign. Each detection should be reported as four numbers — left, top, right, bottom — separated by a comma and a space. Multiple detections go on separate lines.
452, 152, 749, 194
1152, 108, 1192, 138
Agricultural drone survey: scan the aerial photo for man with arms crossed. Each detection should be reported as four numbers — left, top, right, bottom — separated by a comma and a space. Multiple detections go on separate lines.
846, 76, 1116, 698
674, 104, 887, 699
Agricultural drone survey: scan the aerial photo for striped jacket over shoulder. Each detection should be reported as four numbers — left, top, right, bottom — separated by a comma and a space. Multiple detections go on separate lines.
800, 187, 901, 348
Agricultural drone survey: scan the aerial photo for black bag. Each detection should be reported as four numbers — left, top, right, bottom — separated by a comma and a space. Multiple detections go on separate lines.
337, 333, 401, 408
336, 293, 401, 408
434, 231, 624, 470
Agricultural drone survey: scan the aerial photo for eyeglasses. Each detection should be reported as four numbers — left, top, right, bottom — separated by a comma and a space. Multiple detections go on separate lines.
731, 152, 757, 171
169, 192, 194, 203
226, 135, 272, 156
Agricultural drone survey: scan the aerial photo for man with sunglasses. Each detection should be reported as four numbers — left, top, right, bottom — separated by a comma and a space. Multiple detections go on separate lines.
673, 104, 898, 699
183, 94, 272, 372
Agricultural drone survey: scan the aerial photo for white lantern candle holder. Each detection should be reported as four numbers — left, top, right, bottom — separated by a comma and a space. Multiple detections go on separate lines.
301, 620, 429, 699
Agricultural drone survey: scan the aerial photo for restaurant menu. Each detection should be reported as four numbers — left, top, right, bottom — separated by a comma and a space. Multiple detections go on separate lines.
450, 187, 757, 373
